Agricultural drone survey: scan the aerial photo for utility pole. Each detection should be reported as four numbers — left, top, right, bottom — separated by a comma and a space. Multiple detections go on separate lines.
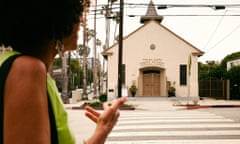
118, 0, 124, 98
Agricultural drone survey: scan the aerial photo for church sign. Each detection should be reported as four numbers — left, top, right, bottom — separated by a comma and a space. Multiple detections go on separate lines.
140, 58, 164, 67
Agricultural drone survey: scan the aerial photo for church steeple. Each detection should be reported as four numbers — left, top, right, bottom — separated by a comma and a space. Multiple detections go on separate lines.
140, 0, 163, 24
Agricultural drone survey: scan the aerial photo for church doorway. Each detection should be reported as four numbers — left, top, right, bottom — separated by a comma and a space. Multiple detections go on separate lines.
143, 70, 160, 96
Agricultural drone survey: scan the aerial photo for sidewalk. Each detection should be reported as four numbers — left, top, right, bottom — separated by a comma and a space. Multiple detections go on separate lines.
65, 97, 240, 111
125, 97, 181, 111
187, 98, 240, 110
126, 97, 240, 111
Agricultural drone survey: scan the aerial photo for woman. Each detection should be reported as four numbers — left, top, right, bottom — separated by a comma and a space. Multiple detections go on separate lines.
0, 0, 126, 144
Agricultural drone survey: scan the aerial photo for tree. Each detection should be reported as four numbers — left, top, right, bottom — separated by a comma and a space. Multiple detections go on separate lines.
226, 66, 240, 99
52, 57, 62, 68
100, 1, 118, 94
96, 38, 102, 47
226, 66, 240, 84
51, 57, 82, 91
86, 28, 96, 42
199, 52, 240, 80
198, 62, 210, 79
220, 51, 240, 69
199, 51, 240, 99
198, 61, 226, 80
68, 58, 82, 89
112, 11, 120, 43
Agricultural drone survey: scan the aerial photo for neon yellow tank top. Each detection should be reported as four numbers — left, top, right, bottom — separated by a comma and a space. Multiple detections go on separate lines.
0, 51, 76, 144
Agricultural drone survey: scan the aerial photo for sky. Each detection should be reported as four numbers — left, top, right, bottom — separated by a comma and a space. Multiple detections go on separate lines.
80, 0, 240, 63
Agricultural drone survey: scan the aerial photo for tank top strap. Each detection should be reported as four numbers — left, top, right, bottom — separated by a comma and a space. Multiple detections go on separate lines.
0, 53, 21, 144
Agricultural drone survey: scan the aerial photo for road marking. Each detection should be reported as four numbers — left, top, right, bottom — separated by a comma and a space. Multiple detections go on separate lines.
107, 110, 240, 144
113, 123, 240, 130
109, 130, 240, 137
118, 118, 233, 124
106, 139, 240, 144
119, 115, 225, 120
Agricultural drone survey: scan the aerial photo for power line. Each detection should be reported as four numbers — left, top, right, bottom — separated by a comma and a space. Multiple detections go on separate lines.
127, 14, 240, 17
89, 2, 240, 60
205, 23, 240, 53
87, 2, 240, 21
92, 3, 240, 11
87, 14, 240, 21
203, 10, 227, 50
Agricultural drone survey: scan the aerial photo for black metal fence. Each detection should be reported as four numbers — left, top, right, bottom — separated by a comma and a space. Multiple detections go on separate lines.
199, 78, 229, 99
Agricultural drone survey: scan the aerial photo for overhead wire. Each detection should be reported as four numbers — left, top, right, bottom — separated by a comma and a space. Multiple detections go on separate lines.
203, 10, 227, 50
204, 23, 240, 53
87, 2, 240, 59
87, 3, 240, 19
202, 0, 240, 56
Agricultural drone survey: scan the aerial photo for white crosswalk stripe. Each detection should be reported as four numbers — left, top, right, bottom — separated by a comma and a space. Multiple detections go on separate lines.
106, 110, 240, 144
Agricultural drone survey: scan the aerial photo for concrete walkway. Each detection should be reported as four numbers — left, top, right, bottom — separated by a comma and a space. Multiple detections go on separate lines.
65, 97, 240, 111
124, 97, 240, 111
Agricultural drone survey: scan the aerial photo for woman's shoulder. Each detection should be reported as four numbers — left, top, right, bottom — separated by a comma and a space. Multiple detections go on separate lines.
12, 56, 47, 75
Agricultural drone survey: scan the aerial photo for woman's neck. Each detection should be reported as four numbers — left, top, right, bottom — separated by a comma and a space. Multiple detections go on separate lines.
31, 42, 57, 72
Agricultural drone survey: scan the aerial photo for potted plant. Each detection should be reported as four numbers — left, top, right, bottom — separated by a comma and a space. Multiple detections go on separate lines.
168, 86, 176, 97
129, 84, 137, 97
168, 81, 176, 97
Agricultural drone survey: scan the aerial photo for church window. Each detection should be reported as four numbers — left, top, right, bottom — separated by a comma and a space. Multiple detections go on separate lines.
180, 65, 187, 85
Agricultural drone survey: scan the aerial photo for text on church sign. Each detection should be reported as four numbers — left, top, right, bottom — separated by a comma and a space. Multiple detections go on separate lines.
140, 58, 164, 67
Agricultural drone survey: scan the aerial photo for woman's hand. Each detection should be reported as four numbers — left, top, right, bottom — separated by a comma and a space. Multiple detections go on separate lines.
84, 97, 126, 144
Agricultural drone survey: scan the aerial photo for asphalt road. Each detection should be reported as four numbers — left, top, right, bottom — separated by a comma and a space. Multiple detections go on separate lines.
199, 108, 240, 122
68, 108, 240, 144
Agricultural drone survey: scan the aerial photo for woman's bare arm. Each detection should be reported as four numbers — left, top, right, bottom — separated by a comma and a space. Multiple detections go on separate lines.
4, 56, 50, 144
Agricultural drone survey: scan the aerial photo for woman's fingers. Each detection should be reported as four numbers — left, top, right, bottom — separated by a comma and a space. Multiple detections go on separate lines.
111, 97, 126, 111
85, 106, 101, 117
85, 97, 127, 125
85, 106, 100, 123
111, 110, 120, 126
102, 97, 126, 123
85, 111, 98, 123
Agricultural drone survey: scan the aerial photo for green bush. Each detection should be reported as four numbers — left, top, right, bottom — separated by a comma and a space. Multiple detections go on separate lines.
99, 93, 107, 103
81, 101, 135, 110
82, 101, 103, 107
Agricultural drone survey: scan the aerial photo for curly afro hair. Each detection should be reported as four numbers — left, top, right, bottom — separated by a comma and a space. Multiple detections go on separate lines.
0, 0, 89, 53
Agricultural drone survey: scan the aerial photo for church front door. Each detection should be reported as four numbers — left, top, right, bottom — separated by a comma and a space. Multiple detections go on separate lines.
143, 70, 160, 96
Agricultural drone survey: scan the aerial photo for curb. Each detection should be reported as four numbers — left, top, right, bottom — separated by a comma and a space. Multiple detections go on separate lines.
186, 105, 240, 110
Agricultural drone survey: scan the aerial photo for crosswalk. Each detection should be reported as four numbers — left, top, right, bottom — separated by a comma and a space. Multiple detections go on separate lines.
106, 110, 240, 144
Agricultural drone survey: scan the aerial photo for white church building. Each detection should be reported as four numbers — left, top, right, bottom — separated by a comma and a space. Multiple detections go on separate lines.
102, 1, 204, 98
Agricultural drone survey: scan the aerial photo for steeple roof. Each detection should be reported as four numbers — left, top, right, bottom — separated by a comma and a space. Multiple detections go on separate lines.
140, 0, 163, 24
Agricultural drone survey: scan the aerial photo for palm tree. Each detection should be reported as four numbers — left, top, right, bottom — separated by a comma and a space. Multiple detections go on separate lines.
61, 52, 69, 103
100, 0, 118, 51
112, 11, 120, 43
78, 44, 90, 100
86, 28, 96, 42
96, 38, 103, 93
100, 0, 118, 94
